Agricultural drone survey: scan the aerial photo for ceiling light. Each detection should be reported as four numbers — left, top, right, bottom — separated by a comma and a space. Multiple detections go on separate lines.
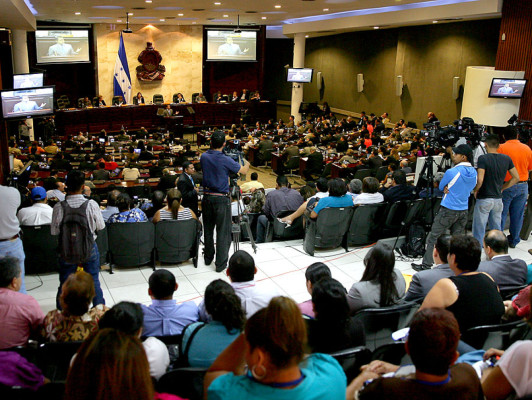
433, 20, 438, 23
214, 2, 221, 5
305, 35, 309, 38
261, 16, 267, 19
178, 13, 184, 16
128, 12, 134, 15
75, 12, 81, 15
117, 19, 122, 22
223, 14, 228, 17
192, 21, 196, 24
275, 5, 281, 8
145, 0, 152, 3
373, 26, 380, 29
323, 8, 329, 11
160, 19, 165, 21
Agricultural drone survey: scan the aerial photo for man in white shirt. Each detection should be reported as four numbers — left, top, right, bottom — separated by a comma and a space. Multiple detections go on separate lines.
46, 180, 66, 202
17, 187, 53, 226
240, 172, 264, 193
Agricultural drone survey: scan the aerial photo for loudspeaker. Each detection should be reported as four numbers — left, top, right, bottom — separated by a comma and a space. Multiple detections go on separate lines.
357, 73, 364, 93
317, 71, 322, 90
395, 75, 403, 97
452, 76, 460, 100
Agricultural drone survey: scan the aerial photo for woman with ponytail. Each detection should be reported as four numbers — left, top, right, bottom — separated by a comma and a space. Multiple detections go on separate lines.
204, 296, 346, 400
152, 188, 197, 223
180, 280, 245, 368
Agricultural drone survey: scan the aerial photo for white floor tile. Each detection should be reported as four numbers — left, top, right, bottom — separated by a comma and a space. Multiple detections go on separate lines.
251, 248, 286, 263
109, 283, 152, 304
186, 271, 230, 294
258, 259, 298, 278
28, 278, 59, 301
101, 268, 147, 289
38, 297, 59, 315
270, 270, 306, 294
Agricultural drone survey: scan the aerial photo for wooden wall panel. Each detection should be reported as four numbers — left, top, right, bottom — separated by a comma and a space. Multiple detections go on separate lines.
495, 0, 532, 120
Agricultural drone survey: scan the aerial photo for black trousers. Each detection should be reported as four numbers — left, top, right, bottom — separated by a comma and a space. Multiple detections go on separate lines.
202, 194, 232, 270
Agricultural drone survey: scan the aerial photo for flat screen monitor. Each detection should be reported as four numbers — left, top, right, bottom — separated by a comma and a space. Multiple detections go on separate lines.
1, 86, 55, 119
13, 73, 44, 89
206, 30, 257, 62
489, 78, 527, 99
287, 68, 313, 83
35, 30, 90, 64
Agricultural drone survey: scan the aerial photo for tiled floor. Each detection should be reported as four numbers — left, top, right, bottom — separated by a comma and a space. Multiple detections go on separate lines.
28, 232, 532, 314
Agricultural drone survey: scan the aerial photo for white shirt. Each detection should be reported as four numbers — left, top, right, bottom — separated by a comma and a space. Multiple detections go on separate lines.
0, 185, 21, 239
17, 203, 53, 226
143, 336, 170, 380
231, 280, 280, 318
47, 189, 66, 201
497, 340, 532, 398
353, 192, 384, 205
122, 167, 140, 181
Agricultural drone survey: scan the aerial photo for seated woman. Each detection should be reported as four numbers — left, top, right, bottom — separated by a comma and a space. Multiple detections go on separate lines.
133, 92, 145, 105
420, 235, 504, 349
353, 177, 384, 205
307, 278, 365, 353
309, 178, 353, 218
298, 262, 331, 318
41, 271, 108, 342
347, 242, 406, 314
204, 296, 346, 399
176, 92, 186, 103
108, 193, 148, 223
181, 280, 245, 368
152, 188, 197, 223
64, 328, 183, 400
99, 301, 169, 380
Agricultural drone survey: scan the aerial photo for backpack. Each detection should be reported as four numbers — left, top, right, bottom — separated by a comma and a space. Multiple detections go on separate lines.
400, 223, 426, 258
246, 188, 266, 214
59, 199, 95, 264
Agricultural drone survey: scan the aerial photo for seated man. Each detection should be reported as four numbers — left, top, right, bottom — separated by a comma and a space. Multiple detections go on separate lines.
406, 234, 453, 301
0, 257, 44, 349
239, 172, 264, 193
478, 229, 527, 291
46, 179, 66, 202
107, 192, 148, 223
17, 187, 53, 226
347, 308, 483, 400
141, 269, 199, 336
381, 170, 416, 203
92, 162, 110, 181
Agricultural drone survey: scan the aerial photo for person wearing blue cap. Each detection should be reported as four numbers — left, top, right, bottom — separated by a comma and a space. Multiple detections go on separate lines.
17, 187, 53, 226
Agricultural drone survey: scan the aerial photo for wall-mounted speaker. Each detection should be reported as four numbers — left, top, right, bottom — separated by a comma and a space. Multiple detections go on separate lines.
357, 73, 364, 93
452, 76, 460, 100
317, 71, 322, 91
396, 75, 404, 97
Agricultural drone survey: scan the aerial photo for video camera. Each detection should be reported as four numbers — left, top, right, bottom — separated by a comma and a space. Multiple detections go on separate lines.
508, 114, 532, 144
421, 117, 485, 148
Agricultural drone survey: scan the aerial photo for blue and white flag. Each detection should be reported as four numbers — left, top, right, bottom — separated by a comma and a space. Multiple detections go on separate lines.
113, 32, 131, 104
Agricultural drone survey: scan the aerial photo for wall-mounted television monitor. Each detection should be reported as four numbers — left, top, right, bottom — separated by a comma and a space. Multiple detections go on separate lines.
489, 78, 527, 99
287, 68, 313, 83
206, 30, 257, 62
35, 30, 90, 64
13, 73, 44, 89
1, 86, 55, 119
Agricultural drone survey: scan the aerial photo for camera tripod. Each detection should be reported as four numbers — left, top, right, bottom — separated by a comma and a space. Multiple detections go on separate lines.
230, 179, 257, 254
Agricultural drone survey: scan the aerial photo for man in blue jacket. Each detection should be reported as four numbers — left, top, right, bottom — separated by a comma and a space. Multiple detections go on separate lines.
412, 144, 477, 271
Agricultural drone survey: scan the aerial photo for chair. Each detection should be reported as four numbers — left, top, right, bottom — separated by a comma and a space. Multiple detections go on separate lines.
257, 149, 274, 168
112, 96, 122, 105
500, 284, 528, 300
379, 200, 410, 239
172, 93, 180, 103
154, 219, 201, 268
20, 225, 60, 275
153, 94, 164, 104
191, 92, 199, 103
36, 341, 83, 382
156, 368, 208, 400
353, 169, 372, 181
372, 342, 411, 365
347, 203, 387, 246
285, 156, 300, 177
77, 97, 85, 108
352, 302, 419, 351
126, 185, 151, 199
92, 96, 99, 107
375, 165, 388, 182
303, 207, 354, 256
95, 225, 109, 267
267, 210, 305, 242
57, 94, 70, 109
463, 319, 530, 350
107, 222, 155, 272
329, 346, 372, 381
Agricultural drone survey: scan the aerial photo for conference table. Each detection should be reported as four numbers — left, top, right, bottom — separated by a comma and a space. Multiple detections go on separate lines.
54, 101, 277, 137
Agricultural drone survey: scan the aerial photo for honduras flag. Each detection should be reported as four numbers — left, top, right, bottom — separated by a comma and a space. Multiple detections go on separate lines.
113, 32, 131, 104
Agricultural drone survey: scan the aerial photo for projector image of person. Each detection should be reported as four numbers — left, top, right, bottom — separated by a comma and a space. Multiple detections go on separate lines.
48, 36, 80, 57
19, 78, 36, 88
217, 36, 248, 56
13, 96, 45, 113
497, 83, 517, 94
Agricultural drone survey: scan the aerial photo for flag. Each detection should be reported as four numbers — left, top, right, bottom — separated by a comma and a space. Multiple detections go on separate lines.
113, 32, 131, 104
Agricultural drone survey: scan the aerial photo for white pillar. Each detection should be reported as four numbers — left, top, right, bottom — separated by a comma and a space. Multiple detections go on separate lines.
12, 30, 34, 141
290, 33, 306, 124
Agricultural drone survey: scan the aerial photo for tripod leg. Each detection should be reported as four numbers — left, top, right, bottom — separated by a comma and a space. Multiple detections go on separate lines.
243, 221, 257, 254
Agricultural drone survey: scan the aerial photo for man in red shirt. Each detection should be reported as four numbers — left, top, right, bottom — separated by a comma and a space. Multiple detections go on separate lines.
498, 126, 532, 247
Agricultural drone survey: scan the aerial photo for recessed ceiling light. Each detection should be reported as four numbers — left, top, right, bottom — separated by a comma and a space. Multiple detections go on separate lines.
160, 19, 165, 21
323, 8, 329, 11
373, 26, 380, 29
261, 16, 267, 19
128, 12, 134, 15
178, 13, 184, 16
214, 2, 221, 5
274, 5, 281, 8
117, 19, 122, 22
75, 12, 81, 15
305, 35, 309, 38
433, 20, 438, 23
145, 0, 152, 3
223, 14, 228, 17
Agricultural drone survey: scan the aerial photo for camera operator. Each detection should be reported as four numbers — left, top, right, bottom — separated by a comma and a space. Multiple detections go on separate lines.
412, 144, 477, 271
201, 131, 249, 272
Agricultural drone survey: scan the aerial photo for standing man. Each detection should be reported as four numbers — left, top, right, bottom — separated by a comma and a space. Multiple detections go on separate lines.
0, 185, 26, 293
412, 144, 477, 271
498, 126, 532, 248
472, 134, 519, 246
51, 170, 105, 308
177, 161, 200, 217
200, 131, 249, 272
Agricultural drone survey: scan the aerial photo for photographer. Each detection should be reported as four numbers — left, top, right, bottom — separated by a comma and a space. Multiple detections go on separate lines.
412, 144, 477, 271
201, 131, 249, 273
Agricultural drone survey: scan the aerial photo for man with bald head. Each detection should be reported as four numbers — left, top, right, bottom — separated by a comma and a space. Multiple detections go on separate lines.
478, 229, 527, 291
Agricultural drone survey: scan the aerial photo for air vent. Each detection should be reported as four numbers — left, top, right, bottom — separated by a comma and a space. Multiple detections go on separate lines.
165, 16, 176, 19
192, 9, 205, 11
245, 11, 258, 13
132, 7, 146, 10
206, 17, 215, 20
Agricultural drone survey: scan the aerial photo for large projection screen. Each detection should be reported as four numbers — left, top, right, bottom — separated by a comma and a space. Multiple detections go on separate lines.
206, 30, 257, 62
35, 30, 90, 64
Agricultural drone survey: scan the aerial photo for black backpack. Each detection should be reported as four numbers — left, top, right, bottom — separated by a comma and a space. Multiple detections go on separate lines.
59, 200, 94, 264
401, 223, 426, 258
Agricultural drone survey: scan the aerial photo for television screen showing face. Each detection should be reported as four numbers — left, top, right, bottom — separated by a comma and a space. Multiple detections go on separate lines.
35, 30, 90, 64
1, 87, 54, 119
287, 68, 313, 83
13, 73, 44, 89
489, 78, 527, 99
206, 30, 257, 62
